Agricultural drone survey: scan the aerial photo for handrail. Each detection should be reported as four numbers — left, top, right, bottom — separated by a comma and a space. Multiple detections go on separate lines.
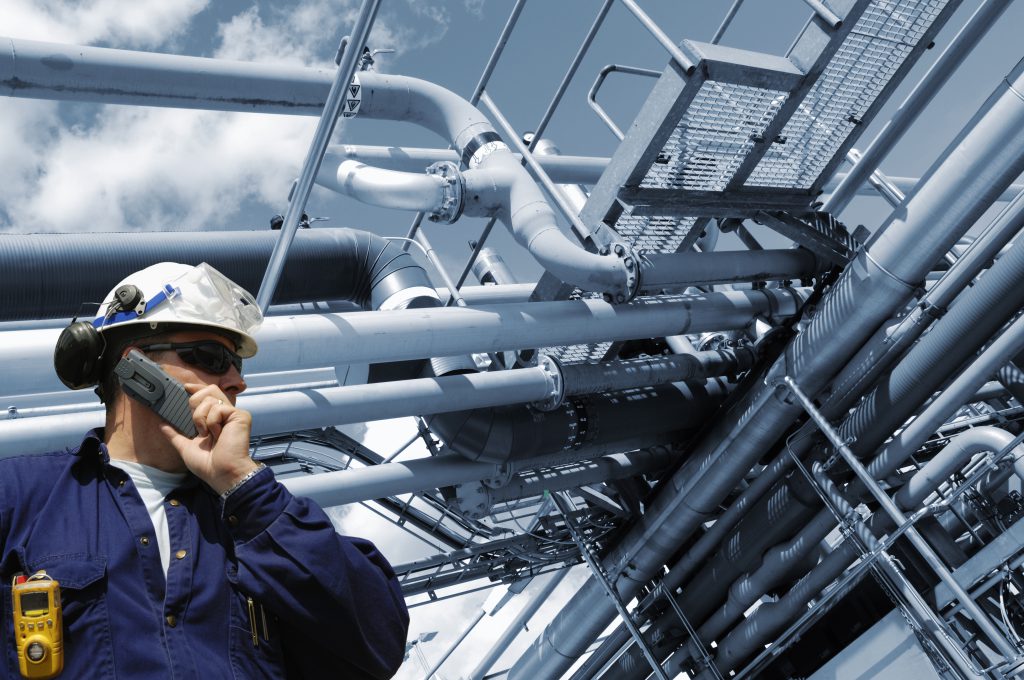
588, 64, 662, 141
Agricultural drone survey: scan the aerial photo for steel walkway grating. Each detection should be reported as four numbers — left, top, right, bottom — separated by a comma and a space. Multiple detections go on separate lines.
747, 0, 949, 189
641, 82, 789, 192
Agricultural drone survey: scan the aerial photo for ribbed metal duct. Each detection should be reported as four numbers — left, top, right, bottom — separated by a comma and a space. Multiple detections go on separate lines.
0, 229, 434, 320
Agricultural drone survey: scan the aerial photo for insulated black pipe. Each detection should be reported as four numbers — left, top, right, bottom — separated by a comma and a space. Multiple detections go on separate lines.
0, 229, 434, 320
429, 380, 728, 463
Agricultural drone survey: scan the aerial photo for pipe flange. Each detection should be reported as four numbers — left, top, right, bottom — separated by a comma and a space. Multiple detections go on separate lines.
481, 463, 513, 489
454, 482, 491, 519
601, 243, 641, 304
425, 161, 465, 224
531, 354, 565, 412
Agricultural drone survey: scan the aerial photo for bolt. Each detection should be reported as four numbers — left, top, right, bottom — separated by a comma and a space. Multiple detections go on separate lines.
624, 257, 634, 270
613, 244, 626, 256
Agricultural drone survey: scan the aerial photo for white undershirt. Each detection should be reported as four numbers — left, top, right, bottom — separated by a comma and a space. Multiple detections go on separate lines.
111, 460, 189, 577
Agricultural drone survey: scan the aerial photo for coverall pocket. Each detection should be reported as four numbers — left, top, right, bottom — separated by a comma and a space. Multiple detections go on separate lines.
21, 553, 116, 678
228, 588, 285, 679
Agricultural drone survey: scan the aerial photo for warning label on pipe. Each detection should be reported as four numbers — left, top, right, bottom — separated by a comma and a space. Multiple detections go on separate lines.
342, 75, 361, 118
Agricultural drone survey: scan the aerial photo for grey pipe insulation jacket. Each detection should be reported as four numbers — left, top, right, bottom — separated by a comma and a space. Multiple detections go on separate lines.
0, 229, 434, 320
429, 379, 729, 463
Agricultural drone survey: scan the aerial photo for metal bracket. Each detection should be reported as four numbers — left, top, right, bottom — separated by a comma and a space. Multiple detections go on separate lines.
754, 210, 855, 266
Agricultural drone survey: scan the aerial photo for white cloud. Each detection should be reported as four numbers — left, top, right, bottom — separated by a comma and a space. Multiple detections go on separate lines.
3, 0, 208, 48
0, 1, 457, 233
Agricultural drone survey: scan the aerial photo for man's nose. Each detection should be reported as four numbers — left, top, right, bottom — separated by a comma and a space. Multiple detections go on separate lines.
220, 365, 247, 402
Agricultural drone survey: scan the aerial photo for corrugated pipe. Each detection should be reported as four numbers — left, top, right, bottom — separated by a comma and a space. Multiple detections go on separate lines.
684, 313, 1024, 676
0, 229, 435, 321
508, 56, 1024, 680
628, 181, 1024, 676
653, 200, 1024, 675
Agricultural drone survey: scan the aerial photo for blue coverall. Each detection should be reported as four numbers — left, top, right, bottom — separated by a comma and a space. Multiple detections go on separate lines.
0, 430, 410, 678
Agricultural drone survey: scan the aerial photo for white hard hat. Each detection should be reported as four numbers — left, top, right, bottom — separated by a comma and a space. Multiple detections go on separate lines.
93, 262, 262, 357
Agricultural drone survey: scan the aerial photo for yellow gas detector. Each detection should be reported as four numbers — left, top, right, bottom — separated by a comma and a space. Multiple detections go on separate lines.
12, 571, 63, 679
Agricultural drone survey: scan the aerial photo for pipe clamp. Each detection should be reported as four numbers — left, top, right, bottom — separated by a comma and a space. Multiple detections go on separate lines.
425, 161, 465, 223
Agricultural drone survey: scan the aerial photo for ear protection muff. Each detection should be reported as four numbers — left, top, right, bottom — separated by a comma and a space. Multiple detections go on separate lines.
53, 321, 105, 390
53, 284, 144, 390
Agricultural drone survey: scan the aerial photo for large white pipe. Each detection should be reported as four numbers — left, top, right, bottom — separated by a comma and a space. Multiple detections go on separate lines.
317, 160, 447, 213
326, 145, 608, 185
0, 289, 804, 397
894, 426, 1024, 509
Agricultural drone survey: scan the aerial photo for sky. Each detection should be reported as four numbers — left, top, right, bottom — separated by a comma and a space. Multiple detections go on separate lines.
4, 1, 1024, 677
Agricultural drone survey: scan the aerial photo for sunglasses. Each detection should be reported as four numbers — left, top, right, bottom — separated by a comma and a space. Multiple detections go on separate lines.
137, 341, 243, 376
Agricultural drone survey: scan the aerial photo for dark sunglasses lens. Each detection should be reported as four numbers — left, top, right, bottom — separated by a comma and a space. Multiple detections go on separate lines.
181, 343, 241, 375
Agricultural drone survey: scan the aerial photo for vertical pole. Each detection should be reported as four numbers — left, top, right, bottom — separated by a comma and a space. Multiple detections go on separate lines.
255, 0, 381, 312
421, 608, 487, 680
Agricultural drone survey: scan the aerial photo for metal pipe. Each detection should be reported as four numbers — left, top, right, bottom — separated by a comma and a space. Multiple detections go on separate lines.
529, 0, 614, 146
280, 448, 667, 509
872, 313, 1024, 482
469, 570, 570, 680
468, 0, 528, 105
800, 0, 842, 29
617, 0, 696, 74
431, 376, 726, 464
255, 0, 380, 312
325, 145, 608, 183
0, 288, 804, 397
421, 608, 487, 680
476, 93, 635, 300
824, 0, 1010, 213
0, 365, 556, 456
0, 36, 336, 113
821, 173, 1024, 203
844, 148, 903, 207
551, 492, 672, 680
710, 0, 745, 44
639, 249, 820, 290
508, 56, 1024, 680
559, 348, 756, 398
316, 160, 447, 214
784, 376, 1020, 661
895, 426, 1024, 509
486, 449, 674, 506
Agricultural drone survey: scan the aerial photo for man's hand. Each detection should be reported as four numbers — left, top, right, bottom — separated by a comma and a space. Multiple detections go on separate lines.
158, 383, 258, 495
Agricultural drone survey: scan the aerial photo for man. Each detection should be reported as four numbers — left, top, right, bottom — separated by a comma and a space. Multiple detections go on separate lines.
0, 262, 409, 678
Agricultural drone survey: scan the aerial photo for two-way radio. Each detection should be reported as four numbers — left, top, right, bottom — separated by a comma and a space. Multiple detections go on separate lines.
114, 349, 198, 438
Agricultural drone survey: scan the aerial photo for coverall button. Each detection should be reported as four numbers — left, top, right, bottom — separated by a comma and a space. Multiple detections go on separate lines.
168, 499, 180, 507
175, 550, 187, 560
166, 615, 177, 628
140, 536, 150, 546
227, 515, 239, 526
118, 479, 126, 487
